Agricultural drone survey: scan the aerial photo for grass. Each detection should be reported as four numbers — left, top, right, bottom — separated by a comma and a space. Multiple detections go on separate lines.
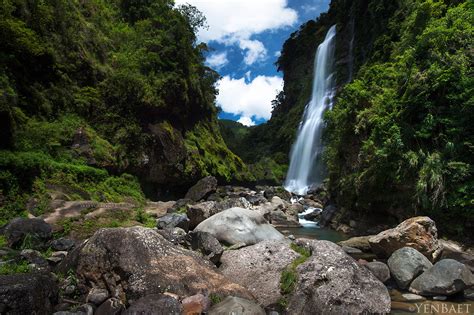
0, 260, 30, 275
279, 243, 312, 296
0, 235, 7, 247
209, 293, 223, 305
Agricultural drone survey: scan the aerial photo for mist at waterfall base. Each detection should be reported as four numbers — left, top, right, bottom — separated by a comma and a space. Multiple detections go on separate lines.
284, 25, 337, 196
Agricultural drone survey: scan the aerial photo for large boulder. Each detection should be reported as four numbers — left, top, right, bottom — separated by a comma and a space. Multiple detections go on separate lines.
186, 201, 218, 229
287, 239, 391, 315
208, 296, 265, 315
365, 261, 391, 283
0, 273, 58, 315
189, 231, 223, 264
59, 227, 253, 303
219, 240, 298, 307
409, 259, 474, 296
369, 216, 442, 261
185, 176, 218, 201
318, 204, 338, 227
388, 247, 433, 289
123, 294, 182, 315
194, 207, 284, 246
156, 213, 190, 232
1, 217, 52, 248
338, 235, 373, 252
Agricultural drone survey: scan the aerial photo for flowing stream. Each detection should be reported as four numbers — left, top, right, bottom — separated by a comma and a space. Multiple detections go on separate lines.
284, 25, 337, 195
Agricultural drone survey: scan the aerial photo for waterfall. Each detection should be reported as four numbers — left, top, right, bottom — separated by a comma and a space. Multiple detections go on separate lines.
284, 25, 337, 195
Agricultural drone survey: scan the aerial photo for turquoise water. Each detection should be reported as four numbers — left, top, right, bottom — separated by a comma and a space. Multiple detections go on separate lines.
277, 226, 348, 243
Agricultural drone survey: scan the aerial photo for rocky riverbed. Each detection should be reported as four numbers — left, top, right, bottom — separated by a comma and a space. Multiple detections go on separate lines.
0, 176, 473, 314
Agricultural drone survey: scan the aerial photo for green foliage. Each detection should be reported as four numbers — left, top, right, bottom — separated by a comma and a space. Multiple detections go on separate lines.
280, 243, 311, 295
135, 207, 155, 228
209, 293, 223, 305
0, 260, 30, 275
0, 235, 7, 247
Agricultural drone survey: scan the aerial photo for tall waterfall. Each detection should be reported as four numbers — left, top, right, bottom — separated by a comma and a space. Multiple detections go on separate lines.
284, 25, 337, 195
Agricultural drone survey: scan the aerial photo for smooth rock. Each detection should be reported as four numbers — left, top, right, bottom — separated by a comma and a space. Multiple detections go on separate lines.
365, 261, 391, 283
123, 294, 182, 315
182, 294, 210, 315
369, 216, 442, 261
402, 293, 425, 302
208, 296, 265, 315
189, 231, 223, 264
338, 236, 373, 252
219, 240, 298, 307
1, 217, 52, 248
194, 207, 284, 246
388, 247, 433, 289
342, 245, 363, 255
185, 176, 218, 201
286, 239, 391, 314
157, 213, 190, 232
409, 259, 474, 296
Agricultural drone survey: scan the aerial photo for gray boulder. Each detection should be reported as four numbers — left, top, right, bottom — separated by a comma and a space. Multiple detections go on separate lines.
123, 294, 182, 315
365, 261, 391, 283
409, 259, 474, 296
388, 247, 433, 289
219, 240, 298, 307
194, 207, 284, 246
59, 226, 252, 303
185, 176, 218, 201
187, 201, 218, 229
0, 272, 58, 315
286, 239, 391, 315
156, 227, 187, 246
319, 204, 338, 227
189, 231, 223, 264
1, 217, 52, 248
208, 296, 265, 315
95, 298, 124, 315
50, 238, 75, 251
156, 213, 190, 232
86, 288, 109, 305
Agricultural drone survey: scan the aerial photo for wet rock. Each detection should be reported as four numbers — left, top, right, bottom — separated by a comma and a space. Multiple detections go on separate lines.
0, 272, 58, 315
182, 294, 210, 315
157, 213, 190, 232
409, 259, 474, 296
95, 298, 124, 315
185, 176, 218, 201
189, 231, 223, 264
219, 240, 297, 307
365, 261, 391, 283
123, 294, 182, 315
286, 239, 391, 314
388, 247, 433, 289
208, 296, 265, 315
194, 207, 284, 246
1, 217, 52, 248
369, 216, 442, 261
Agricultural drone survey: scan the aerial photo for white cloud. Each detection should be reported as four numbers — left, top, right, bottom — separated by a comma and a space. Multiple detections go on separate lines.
274, 51, 281, 57
216, 75, 283, 120
237, 116, 256, 127
206, 51, 228, 69
239, 39, 267, 65
174, 0, 298, 43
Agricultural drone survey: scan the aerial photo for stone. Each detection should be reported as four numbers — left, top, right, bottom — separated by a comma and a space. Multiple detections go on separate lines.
432, 295, 447, 301
338, 236, 373, 252
185, 176, 218, 201
402, 293, 425, 302
182, 294, 210, 315
194, 207, 284, 246
20, 249, 49, 269
86, 288, 109, 305
208, 296, 265, 315
59, 226, 253, 303
156, 213, 190, 232
1, 217, 52, 248
365, 261, 391, 283
219, 240, 298, 307
409, 259, 474, 296
189, 231, 223, 264
246, 194, 267, 206
50, 238, 75, 251
186, 201, 218, 229
440, 247, 474, 273
369, 216, 442, 261
215, 197, 252, 211
144, 201, 176, 217
388, 247, 433, 289
0, 273, 58, 315
123, 294, 182, 315
286, 239, 391, 314
95, 298, 124, 315
157, 227, 187, 246
342, 245, 363, 255
318, 204, 338, 227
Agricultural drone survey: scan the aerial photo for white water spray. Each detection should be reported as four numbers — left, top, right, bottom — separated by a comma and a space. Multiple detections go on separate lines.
284, 25, 337, 195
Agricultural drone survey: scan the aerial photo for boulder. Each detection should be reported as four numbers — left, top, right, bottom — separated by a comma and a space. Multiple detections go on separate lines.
286, 239, 391, 314
157, 227, 187, 246
318, 204, 338, 227
246, 194, 267, 206
338, 236, 373, 252
50, 238, 75, 251
185, 176, 218, 201
20, 249, 49, 270
440, 240, 474, 273
182, 294, 210, 315
144, 201, 176, 217
409, 259, 474, 296
219, 240, 298, 307
0, 273, 58, 315
388, 247, 433, 289
369, 216, 442, 261
123, 294, 182, 315
189, 231, 223, 264
365, 261, 391, 283
208, 296, 265, 315
186, 201, 218, 229
156, 213, 190, 232
95, 298, 124, 315
86, 288, 109, 305
215, 197, 252, 211
59, 226, 252, 302
194, 207, 284, 246
1, 217, 52, 248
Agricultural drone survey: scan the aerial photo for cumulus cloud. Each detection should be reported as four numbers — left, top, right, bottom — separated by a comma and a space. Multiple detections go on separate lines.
175, 0, 298, 43
237, 116, 256, 127
216, 75, 283, 120
239, 39, 267, 65
206, 52, 228, 69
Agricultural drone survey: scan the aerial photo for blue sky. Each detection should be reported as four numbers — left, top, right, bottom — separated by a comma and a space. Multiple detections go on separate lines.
175, 0, 330, 126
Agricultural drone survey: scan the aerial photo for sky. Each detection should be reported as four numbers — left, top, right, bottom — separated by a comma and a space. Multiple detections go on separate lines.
174, 0, 331, 126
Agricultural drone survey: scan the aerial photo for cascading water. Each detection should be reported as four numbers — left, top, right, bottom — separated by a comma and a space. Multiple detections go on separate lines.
284, 25, 337, 195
